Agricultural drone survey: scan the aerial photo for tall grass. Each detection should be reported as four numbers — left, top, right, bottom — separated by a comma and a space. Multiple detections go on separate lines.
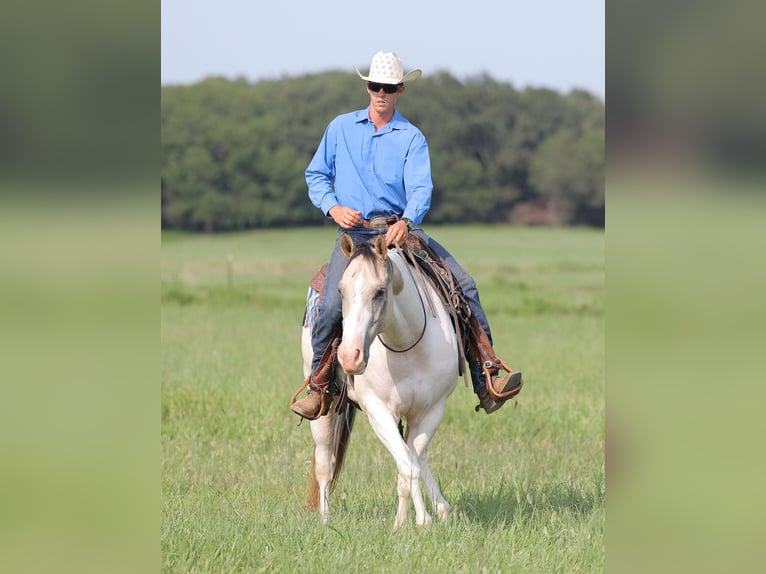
161, 225, 604, 573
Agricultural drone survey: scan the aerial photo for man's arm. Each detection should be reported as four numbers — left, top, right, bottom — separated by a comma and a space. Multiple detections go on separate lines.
401, 131, 433, 225
306, 123, 339, 218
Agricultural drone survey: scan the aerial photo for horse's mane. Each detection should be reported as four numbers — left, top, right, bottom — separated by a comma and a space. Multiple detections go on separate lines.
344, 240, 392, 276
346, 241, 378, 264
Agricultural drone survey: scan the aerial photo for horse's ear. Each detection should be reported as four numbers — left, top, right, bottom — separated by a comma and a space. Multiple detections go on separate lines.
373, 235, 388, 261
340, 233, 354, 257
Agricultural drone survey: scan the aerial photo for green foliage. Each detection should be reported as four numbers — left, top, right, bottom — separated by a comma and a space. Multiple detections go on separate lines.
162, 73, 604, 231
529, 128, 605, 225
161, 226, 604, 573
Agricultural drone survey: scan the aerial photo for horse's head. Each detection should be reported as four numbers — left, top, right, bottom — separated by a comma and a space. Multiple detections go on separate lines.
336, 233, 403, 374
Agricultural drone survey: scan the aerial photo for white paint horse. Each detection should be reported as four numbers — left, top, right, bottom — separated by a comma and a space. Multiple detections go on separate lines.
303, 233, 459, 529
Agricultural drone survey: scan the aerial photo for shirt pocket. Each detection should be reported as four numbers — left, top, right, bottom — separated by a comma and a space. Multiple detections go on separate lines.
375, 141, 406, 187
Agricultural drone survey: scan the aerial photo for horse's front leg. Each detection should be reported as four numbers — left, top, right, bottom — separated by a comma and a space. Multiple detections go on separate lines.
406, 403, 451, 523
394, 470, 433, 529
419, 454, 451, 522
309, 414, 334, 524
395, 473, 410, 527
365, 405, 431, 529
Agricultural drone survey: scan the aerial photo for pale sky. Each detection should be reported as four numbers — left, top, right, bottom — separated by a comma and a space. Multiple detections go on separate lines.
161, 0, 604, 100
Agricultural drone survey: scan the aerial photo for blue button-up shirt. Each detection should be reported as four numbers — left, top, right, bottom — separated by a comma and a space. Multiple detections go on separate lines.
306, 107, 433, 225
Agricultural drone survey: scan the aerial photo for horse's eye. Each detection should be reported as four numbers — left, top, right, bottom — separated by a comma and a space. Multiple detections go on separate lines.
374, 288, 385, 300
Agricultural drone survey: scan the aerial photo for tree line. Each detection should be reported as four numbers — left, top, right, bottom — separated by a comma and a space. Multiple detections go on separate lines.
162, 72, 604, 231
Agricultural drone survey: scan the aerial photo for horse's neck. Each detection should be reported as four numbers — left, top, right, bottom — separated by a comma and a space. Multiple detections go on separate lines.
384, 253, 427, 340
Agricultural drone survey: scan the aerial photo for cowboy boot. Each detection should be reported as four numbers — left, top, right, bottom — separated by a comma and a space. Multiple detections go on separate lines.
467, 315, 523, 414
290, 336, 340, 420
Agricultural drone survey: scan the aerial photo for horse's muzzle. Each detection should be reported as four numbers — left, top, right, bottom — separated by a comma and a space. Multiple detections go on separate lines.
338, 340, 368, 374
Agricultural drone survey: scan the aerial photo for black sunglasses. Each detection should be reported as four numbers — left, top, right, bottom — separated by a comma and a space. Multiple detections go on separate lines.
367, 81, 401, 94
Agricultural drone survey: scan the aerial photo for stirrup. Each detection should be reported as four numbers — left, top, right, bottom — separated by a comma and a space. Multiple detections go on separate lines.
289, 377, 327, 420
482, 359, 524, 401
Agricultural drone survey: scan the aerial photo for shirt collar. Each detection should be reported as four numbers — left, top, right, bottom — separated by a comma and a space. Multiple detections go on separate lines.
354, 107, 409, 131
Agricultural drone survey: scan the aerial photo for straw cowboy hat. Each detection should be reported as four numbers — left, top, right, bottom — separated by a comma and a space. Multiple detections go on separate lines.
353, 51, 422, 84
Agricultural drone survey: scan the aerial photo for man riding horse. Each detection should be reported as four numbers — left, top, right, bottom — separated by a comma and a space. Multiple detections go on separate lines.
290, 51, 523, 420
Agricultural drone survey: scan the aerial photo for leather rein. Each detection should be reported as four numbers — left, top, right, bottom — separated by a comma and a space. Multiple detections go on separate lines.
376, 248, 430, 353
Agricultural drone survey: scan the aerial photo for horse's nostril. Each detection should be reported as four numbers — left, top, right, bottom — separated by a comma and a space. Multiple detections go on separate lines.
338, 343, 366, 372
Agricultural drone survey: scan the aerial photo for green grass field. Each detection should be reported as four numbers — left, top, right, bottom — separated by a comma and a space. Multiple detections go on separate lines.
161, 225, 604, 573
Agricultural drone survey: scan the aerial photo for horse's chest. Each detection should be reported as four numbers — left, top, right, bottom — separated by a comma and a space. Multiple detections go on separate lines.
350, 373, 440, 414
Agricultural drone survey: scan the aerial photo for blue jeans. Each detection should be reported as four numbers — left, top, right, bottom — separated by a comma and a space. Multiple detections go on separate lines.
311, 227, 494, 393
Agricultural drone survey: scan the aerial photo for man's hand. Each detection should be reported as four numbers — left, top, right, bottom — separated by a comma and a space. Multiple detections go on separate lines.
385, 220, 409, 247
328, 206, 362, 229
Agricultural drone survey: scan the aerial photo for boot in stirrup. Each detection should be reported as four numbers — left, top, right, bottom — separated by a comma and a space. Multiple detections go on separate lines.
290, 375, 335, 420
289, 336, 339, 420
467, 316, 524, 414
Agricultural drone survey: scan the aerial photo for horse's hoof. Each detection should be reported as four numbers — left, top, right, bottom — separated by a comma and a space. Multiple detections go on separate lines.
416, 513, 433, 528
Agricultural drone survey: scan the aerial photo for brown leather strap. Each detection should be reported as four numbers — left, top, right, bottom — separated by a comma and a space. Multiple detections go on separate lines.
289, 331, 341, 417
310, 264, 328, 293
308, 335, 340, 392
466, 315, 523, 400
